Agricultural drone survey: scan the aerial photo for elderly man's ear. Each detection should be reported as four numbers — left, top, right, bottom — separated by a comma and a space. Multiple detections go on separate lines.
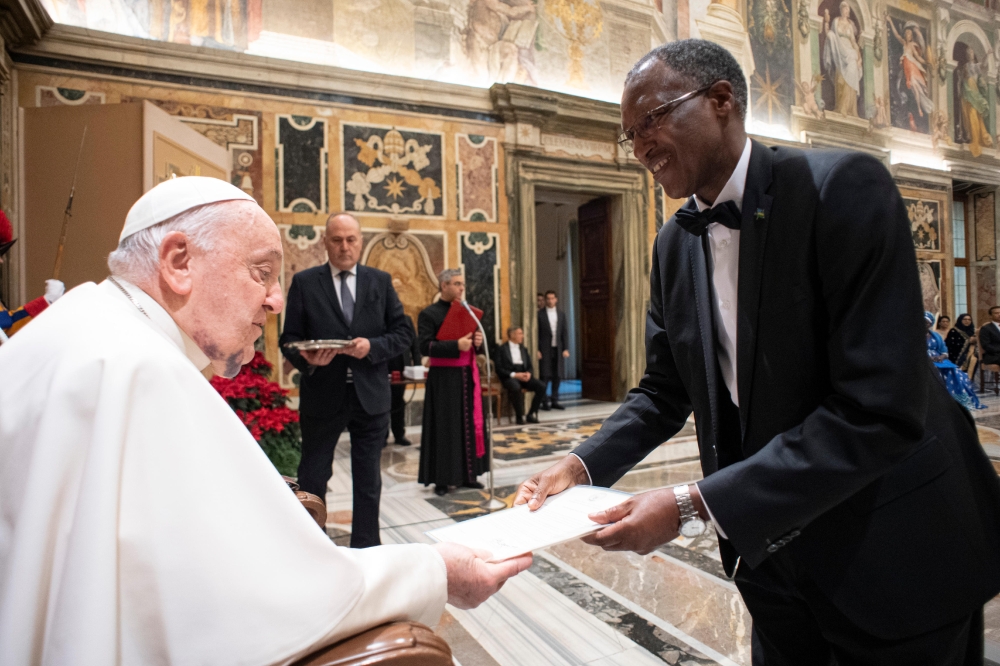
158, 231, 196, 297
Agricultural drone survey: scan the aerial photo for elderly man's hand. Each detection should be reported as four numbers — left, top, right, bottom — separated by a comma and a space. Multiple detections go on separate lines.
301, 348, 337, 366
513, 454, 589, 510
433, 543, 533, 609
581, 488, 679, 555
344, 337, 371, 358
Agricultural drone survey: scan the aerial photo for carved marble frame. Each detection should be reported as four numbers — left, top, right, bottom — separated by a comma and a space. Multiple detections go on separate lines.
506, 152, 649, 401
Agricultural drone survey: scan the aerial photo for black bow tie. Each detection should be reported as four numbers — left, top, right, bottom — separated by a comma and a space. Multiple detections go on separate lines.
673, 200, 742, 236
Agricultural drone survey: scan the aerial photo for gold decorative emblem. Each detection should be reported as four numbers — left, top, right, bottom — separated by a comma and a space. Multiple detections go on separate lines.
545, 0, 603, 88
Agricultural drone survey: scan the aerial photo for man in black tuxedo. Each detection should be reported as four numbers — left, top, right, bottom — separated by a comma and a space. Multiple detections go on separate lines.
280, 213, 412, 548
386, 317, 421, 447
979, 306, 1000, 365
536, 290, 570, 409
516, 40, 1000, 664
496, 326, 546, 424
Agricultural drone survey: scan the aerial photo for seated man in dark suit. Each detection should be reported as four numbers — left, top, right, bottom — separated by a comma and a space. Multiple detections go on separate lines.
979, 306, 1000, 366
280, 213, 413, 548
496, 326, 546, 424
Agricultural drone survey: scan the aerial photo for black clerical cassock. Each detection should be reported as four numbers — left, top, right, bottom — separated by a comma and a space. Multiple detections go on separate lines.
417, 299, 490, 491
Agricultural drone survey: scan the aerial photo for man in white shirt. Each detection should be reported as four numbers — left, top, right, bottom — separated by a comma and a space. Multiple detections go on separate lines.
536, 290, 570, 409
496, 326, 546, 424
0, 177, 531, 665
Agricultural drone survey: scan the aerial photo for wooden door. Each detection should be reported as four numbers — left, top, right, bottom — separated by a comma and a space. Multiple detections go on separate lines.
578, 197, 615, 401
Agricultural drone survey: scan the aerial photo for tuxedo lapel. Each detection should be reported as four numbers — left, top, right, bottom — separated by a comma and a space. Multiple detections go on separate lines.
736, 140, 775, 434
318, 263, 349, 329
689, 232, 721, 473
353, 265, 370, 333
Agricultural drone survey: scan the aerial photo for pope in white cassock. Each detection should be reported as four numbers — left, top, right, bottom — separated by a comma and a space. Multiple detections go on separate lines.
0, 177, 531, 665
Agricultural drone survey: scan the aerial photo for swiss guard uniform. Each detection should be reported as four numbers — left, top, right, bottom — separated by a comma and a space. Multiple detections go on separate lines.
0, 211, 63, 339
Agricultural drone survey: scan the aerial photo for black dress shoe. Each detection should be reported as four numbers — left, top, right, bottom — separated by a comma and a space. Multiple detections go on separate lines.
540, 402, 551, 411
551, 401, 565, 410
526, 413, 539, 423
516, 416, 525, 425
463, 481, 485, 489
434, 485, 448, 496
396, 438, 412, 447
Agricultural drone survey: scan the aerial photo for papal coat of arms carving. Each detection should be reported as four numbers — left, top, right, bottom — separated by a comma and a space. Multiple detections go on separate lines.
342, 124, 444, 217
906, 198, 940, 251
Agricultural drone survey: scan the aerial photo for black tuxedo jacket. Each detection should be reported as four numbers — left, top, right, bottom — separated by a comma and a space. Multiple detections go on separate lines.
979, 322, 1000, 364
280, 263, 412, 417
573, 141, 1000, 640
537, 308, 569, 372
496, 342, 534, 379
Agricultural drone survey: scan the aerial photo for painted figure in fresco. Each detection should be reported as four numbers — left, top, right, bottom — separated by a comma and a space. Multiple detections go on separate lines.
822, 1, 862, 117
463, 0, 539, 85
953, 42, 994, 158
887, 15, 934, 132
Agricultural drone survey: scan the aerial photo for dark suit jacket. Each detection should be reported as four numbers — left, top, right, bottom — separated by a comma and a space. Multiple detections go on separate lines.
496, 342, 534, 379
388, 318, 421, 374
573, 141, 1000, 640
537, 308, 569, 375
280, 264, 413, 417
979, 322, 1000, 365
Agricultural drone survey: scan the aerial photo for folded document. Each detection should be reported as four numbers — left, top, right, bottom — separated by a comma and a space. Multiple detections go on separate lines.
426, 485, 631, 562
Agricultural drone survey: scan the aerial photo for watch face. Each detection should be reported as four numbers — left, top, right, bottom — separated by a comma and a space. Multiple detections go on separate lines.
680, 518, 707, 538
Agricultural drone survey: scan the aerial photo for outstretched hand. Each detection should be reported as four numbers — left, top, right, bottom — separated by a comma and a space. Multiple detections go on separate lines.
513, 454, 590, 511
433, 542, 533, 609
580, 488, 680, 555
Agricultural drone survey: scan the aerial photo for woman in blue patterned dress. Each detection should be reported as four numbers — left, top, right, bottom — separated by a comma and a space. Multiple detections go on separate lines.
926, 311, 984, 410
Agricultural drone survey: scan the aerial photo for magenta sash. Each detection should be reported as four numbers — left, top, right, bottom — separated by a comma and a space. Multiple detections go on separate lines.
428, 349, 485, 457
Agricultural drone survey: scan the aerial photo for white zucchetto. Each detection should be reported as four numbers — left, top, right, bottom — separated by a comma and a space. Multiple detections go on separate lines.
120, 176, 256, 242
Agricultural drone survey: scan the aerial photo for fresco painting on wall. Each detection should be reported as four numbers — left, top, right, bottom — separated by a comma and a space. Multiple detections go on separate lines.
342, 124, 444, 217
464, 0, 540, 85
952, 41, 995, 157
747, 0, 795, 126
886, 12, 933, 134
819, 0, 864, 118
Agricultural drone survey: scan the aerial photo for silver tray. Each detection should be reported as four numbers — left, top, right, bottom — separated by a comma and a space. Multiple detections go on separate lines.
284, 339, 354, 351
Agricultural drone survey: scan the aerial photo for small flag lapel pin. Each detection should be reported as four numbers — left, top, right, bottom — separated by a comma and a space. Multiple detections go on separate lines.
754, 208, 765, 220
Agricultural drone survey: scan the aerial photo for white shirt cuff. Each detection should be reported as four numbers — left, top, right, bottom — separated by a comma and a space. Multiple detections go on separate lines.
569, 453, 592, 485
510, 372, 517, 378
695, 482, 728, 539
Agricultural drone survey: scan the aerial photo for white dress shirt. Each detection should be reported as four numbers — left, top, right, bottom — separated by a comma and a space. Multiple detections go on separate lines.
331, 263, 357, 310
546, 307, 558, 346
508, 342, 524, 377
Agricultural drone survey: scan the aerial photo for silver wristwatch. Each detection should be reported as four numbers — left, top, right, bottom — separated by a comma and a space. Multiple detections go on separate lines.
673, 484, 706, 538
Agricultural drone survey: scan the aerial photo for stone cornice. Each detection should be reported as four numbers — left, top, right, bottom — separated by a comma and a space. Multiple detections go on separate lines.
491, 83, 623, 141
0, 0, 50, 48
13, 24, 497, 118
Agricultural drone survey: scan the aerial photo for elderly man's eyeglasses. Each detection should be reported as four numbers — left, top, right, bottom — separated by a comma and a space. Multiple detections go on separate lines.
617, 84, 714, 153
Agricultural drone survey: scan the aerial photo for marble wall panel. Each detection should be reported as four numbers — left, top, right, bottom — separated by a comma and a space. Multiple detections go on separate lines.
976, 264, 997, 325
276, 115, 328, 213
35, 86, 105, 107
459, 231, 501, 345
904, 197, 941, 251
342, 123, 444, 218
976, 192, 997, 261
362, 231, 443, 330
456, 134, 498, 222
654, 183, 665, 232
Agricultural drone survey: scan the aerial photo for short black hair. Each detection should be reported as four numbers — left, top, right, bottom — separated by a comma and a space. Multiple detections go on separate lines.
990, 306, 1000, 315
545, 290, 557, 297
626, 39, 748, 120
507, 325, 522, 336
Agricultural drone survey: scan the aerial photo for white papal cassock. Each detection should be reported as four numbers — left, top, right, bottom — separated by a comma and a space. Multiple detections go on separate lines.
0, 279, 447, 666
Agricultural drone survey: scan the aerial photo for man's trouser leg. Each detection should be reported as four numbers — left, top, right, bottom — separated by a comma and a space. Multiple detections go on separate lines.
389, 384, 406, 443
502, 377, 525, 418
546, 354, 560, 401
347, 387, 389, 548
736, 552, 985, 666
298, 411, 349, 503
523, 377, 546, 413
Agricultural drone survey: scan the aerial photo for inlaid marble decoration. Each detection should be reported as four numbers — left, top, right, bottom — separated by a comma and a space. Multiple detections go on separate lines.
456, 134, 497, 222
142, 100, 263, 205
277, 224, 329, 388
35, 86, 105, 106
917, 259, 941, 317
459, 231, 500, 344
976, 264, 997, 327
277, 115, 328, 213
904, 197, 940, 251
361, 232, 442, 332
976, 192, 997, 261
342, 123, 444, 218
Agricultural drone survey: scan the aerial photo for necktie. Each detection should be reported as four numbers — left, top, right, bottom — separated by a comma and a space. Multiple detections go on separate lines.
339, 270, 354, 326
673, 200, 742, 237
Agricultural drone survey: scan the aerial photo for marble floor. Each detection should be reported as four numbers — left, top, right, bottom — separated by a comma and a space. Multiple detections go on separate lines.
320, 399, 1000, 666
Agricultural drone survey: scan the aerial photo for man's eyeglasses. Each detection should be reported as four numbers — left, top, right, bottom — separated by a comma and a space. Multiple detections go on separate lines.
617, 84, 715, 153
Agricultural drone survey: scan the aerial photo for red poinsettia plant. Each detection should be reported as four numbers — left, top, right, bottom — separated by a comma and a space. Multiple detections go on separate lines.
210, 351, 301, 476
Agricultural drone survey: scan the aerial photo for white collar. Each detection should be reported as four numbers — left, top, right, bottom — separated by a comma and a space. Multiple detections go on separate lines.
694, 137, 753, 213
330, 262, 357, 277
101, 278, 212, 371
546, 307, 557, 313
508, 340, 520, 347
